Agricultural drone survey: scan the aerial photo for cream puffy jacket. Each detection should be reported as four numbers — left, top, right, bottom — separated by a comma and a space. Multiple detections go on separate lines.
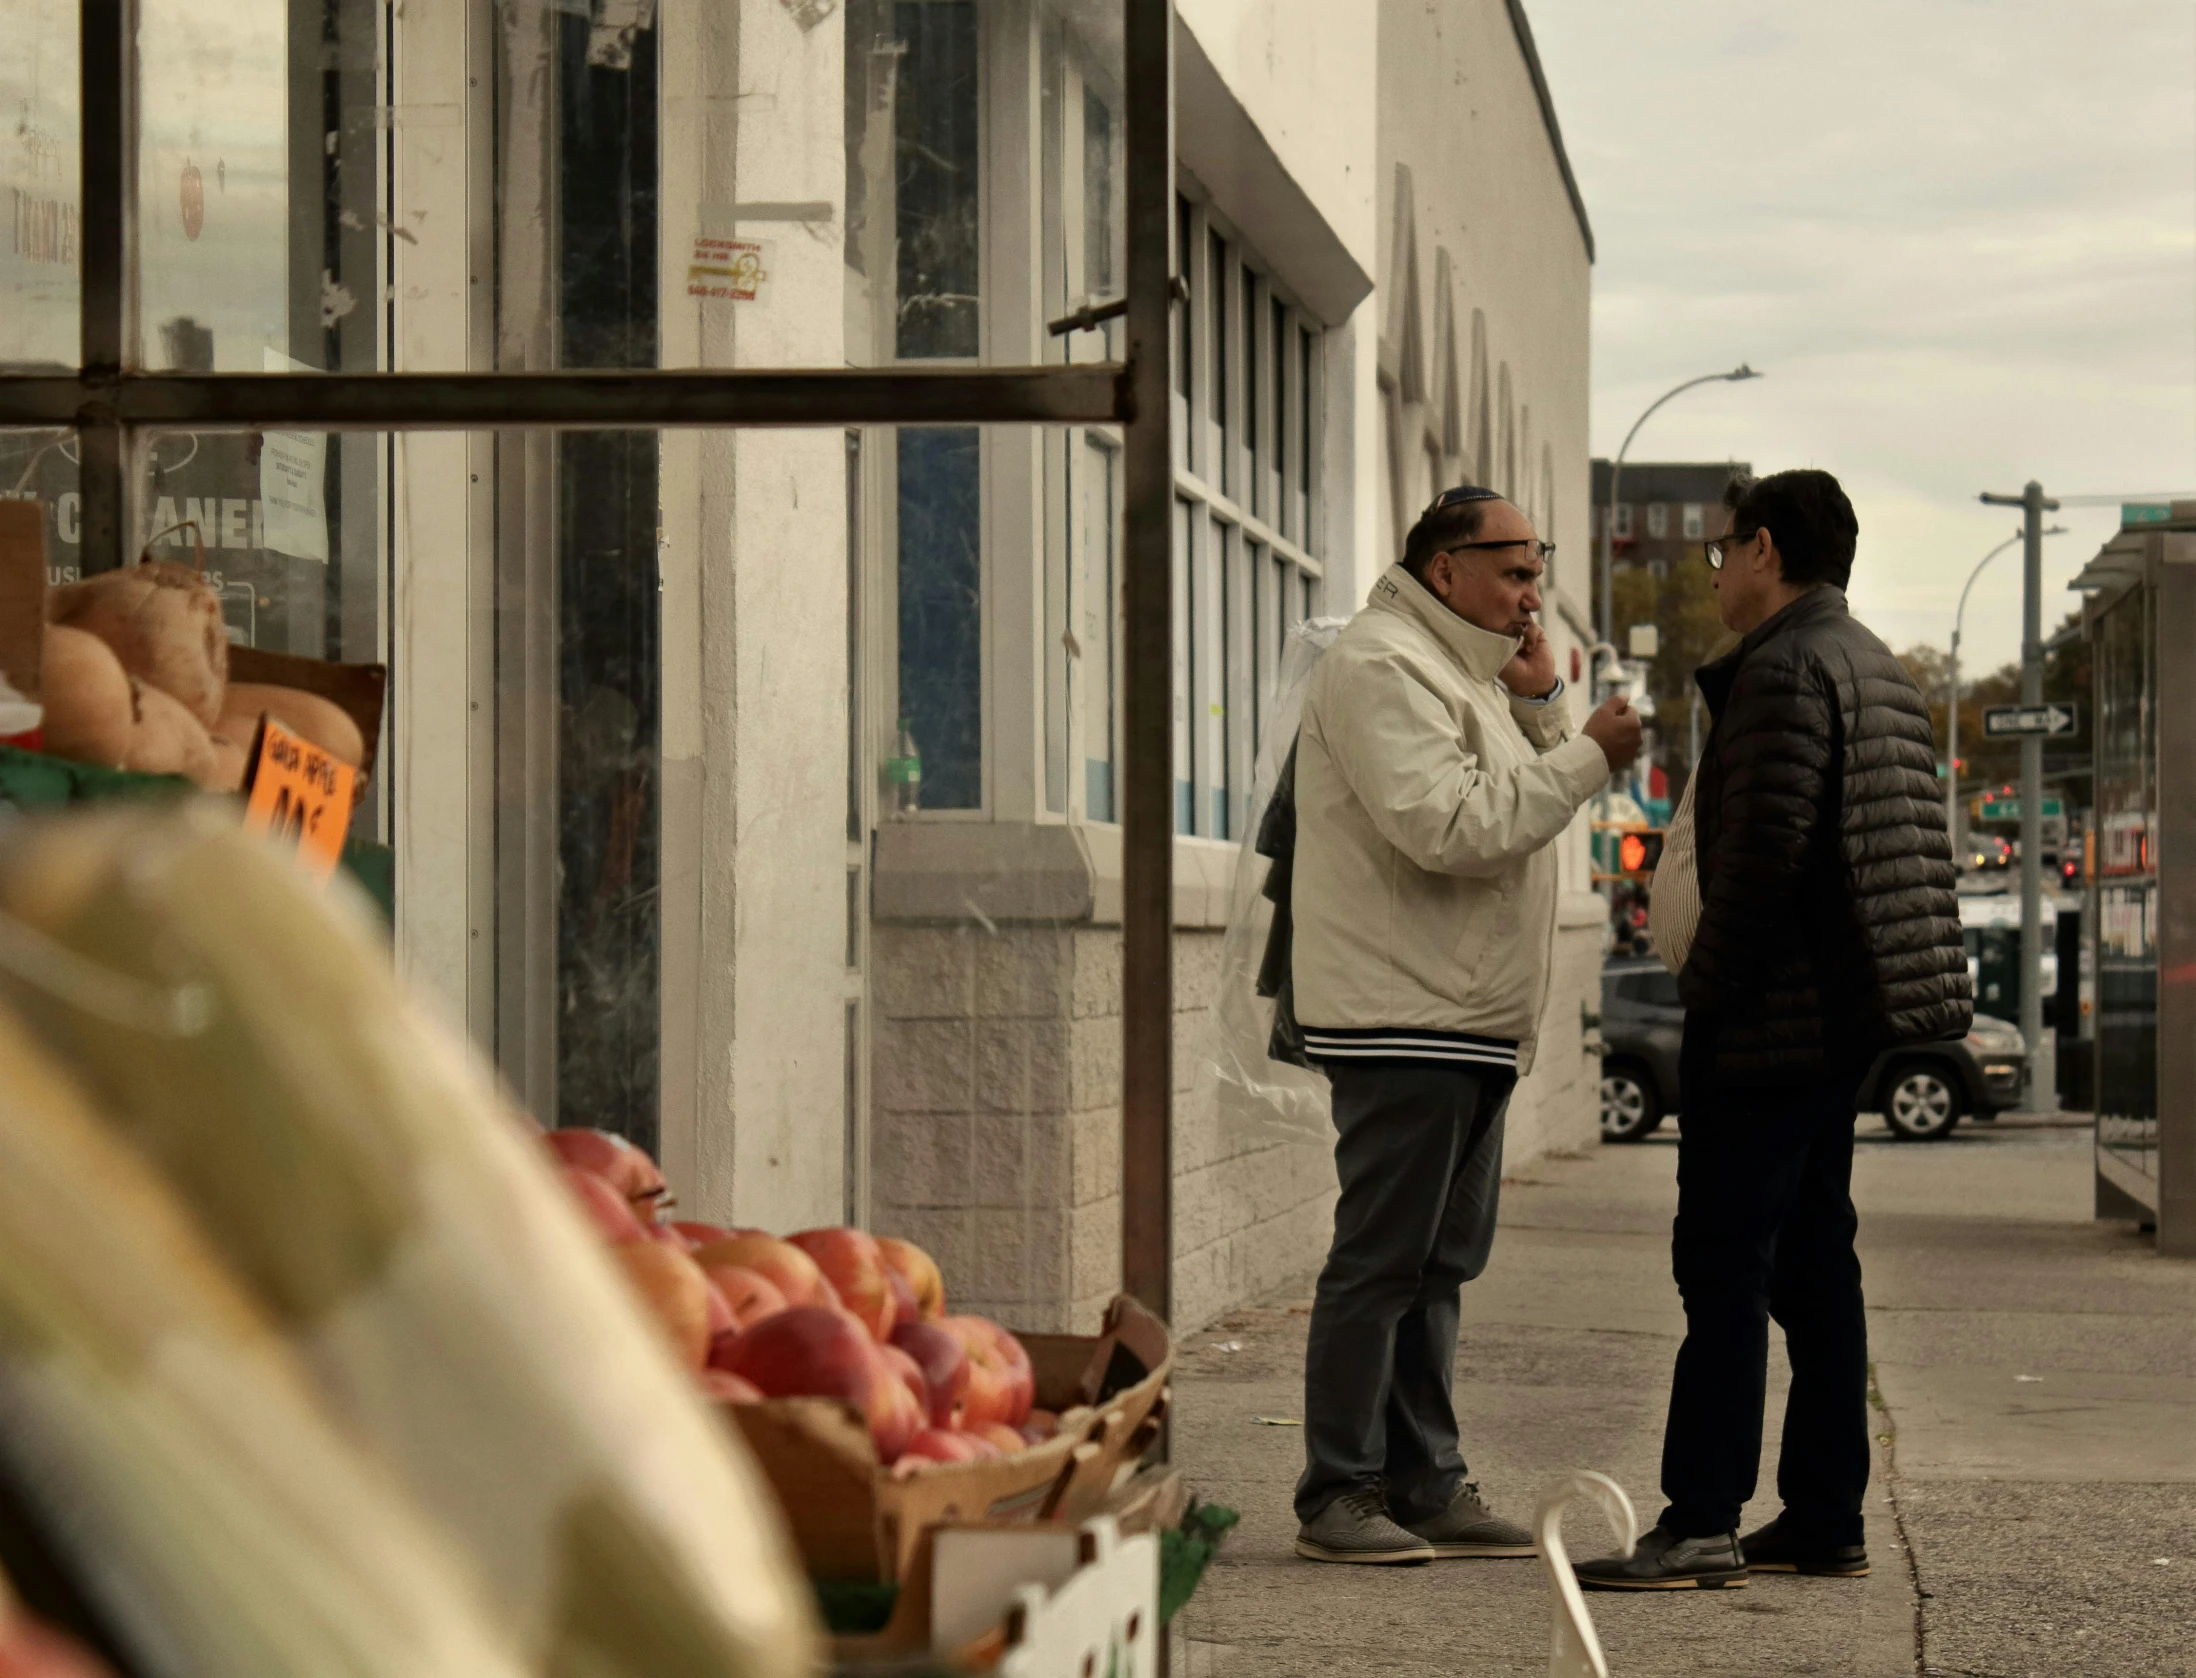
1290, 565, 1611, 1073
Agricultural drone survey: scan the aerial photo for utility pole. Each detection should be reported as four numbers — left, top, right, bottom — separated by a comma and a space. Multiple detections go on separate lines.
1980, 481, 2061, 1108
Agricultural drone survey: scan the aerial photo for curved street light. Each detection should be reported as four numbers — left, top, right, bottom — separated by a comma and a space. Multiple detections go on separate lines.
1598, 364, 1763, 649
1947, 523, 2067, 854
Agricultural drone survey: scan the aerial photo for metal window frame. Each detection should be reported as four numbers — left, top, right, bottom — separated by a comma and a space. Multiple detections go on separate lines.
43, 0, 1177, 1324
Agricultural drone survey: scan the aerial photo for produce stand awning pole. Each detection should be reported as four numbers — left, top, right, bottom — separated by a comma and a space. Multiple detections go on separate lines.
60, 0, 1176, 1327
1119, 0, 1176, 1333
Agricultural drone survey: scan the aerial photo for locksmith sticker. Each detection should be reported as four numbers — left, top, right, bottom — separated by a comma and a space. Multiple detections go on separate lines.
687, 237, 770, 303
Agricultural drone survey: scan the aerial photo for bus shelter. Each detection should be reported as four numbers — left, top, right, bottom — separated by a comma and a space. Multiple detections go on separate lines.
2072, 506, 2196, 1254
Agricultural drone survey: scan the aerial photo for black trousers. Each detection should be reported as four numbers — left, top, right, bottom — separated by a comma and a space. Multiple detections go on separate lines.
1658, 1016, 1871, 1546
1295, 1061, 1511, 1524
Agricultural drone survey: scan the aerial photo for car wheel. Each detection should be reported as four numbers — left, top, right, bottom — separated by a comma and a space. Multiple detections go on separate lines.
1600, 1063, 1663, 1142
1880, 1062, 1963, 1141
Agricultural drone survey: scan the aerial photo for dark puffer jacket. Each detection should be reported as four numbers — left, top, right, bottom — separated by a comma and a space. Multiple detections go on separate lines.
1680, 587, 1971, 1087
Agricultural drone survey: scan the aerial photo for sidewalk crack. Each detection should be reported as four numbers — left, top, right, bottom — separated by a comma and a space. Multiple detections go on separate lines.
1871, 1361, 1930, 1676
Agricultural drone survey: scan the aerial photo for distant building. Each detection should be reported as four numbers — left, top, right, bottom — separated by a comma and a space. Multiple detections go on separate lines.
1590, 459, 1750, 578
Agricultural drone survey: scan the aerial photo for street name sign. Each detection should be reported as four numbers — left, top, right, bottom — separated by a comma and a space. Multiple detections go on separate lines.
1982, 703, 2078, 739
1976, 796, 2063, 822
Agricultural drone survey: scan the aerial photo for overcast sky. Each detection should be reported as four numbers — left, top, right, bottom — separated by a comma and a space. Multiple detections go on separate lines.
1528, 1, 2196, 677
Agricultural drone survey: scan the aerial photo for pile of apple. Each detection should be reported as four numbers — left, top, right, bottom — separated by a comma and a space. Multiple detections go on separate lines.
545, 1127, 1055, 1472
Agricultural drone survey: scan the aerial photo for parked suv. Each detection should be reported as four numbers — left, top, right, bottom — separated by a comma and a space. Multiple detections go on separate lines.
1597, 959, 2026, 1142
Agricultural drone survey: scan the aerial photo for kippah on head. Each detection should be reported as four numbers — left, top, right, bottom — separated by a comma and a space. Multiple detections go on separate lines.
1402, 484, 1503, 581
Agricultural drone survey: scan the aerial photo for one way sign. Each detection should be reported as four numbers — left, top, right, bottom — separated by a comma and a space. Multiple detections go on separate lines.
1982, 703, 2079, 739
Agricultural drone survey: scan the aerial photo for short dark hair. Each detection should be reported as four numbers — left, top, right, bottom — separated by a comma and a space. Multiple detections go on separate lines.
1723, 469, 1857, 588
1401, 486, 1503, 582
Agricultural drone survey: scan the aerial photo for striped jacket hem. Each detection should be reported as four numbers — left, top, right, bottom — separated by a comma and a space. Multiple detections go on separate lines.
1299, 1025, 1521, 1071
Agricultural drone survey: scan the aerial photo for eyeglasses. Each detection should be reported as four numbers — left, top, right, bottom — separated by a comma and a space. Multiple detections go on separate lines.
1703, 529, 1757, 569
1446, 538, 1556, 563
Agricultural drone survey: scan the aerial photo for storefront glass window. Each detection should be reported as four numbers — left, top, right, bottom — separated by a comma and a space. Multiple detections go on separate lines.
897, 426, 983, 810
0, 3, 80, 371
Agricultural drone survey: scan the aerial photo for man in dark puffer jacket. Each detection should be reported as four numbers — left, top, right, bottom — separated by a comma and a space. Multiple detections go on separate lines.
1578, 469, 1970, 1591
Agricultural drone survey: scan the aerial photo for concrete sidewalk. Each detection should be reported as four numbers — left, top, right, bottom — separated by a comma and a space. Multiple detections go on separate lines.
1169, 1114, 2196, 1677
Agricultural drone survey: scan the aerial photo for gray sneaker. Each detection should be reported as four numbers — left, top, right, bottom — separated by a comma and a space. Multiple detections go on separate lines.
1400, 1480, 1536, 1558
1295, 1488, 1438, 1565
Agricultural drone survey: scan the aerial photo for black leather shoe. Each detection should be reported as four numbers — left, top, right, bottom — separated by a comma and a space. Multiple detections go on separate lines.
1740, 1516, 1869, 1577
1574, 1525, 1747, 1590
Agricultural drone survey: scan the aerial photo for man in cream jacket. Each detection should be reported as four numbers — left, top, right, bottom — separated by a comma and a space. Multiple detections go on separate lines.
1292, 485, 1642, 1565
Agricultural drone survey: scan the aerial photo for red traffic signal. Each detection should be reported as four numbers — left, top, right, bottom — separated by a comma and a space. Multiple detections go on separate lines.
1619, 833, 1649, 873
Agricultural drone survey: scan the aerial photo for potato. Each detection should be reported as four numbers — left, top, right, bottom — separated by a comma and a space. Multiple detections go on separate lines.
219, 681, 365, 768
48, 561, 229, 728
208, 731, 252, 794
39, 624, 136, 768
122, 679, 220, 789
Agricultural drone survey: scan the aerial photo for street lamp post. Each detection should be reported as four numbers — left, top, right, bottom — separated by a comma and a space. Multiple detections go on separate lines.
1599, 364, 1763, 647
1948, 525, 2066, 856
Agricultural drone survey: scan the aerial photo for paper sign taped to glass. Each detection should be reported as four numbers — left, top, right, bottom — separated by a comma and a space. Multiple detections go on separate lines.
687, 237, 771, 304
259, 348, 330, 563
1195, 616, 1346, 1142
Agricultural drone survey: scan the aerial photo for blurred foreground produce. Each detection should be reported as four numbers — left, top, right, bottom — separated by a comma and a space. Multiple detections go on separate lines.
0, 991, 527, 1678
0, 1566, 117, 1678
0, 808, 817, 1678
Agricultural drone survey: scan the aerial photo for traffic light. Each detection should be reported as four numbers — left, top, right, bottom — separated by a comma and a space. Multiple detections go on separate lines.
1591, 824, 1665, 882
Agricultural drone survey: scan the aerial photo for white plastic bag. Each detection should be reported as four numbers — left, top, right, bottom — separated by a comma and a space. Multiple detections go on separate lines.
1195, 617, 1346, 1142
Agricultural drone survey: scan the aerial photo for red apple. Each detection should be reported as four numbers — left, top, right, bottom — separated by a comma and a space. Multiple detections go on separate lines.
877, 1236, 947, 1320
670, 1219, 734, 1250
876, 1342, 929, 1415
692, 1232, 832, 1311
544, 1128, 668, 1217
1020, 1407, 1061, 1445
787, 1228, 897, 1340
715, 1305, 913, 1460
883, 1264, 918, 1328
559, 1166, 645, 1244
612, 1240, 713, 1368
698, 1369, 764, 1404
697, 1262, 789, 1337
970, 1421, 1027, 1455
940, 1316, 1034, 1427
890, 1319, 970, 1428
0, 1612, 117, 1678
899, 1427, 981, 1466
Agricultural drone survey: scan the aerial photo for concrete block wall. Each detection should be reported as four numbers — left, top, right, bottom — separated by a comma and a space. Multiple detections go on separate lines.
872, 908, 1601, 1335
872, 917, 1341, 1335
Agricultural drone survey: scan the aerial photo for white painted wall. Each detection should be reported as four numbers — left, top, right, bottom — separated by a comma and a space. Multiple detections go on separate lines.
659, 0, 851, 1231
1173, 0, 1380, 277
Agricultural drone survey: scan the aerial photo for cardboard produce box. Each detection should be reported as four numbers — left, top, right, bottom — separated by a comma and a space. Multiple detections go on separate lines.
730, 1295, 1171, 1586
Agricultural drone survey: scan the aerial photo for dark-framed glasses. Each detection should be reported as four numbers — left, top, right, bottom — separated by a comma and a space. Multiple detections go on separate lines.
1447, 538, 1556, 563
1704, 529, 1756, 569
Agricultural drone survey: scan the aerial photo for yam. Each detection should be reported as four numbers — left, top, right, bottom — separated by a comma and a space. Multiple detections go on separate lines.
39, 624, 136, 769
122, 678, 220, 789
220, 681, 366, 768
48, 560, 229, 727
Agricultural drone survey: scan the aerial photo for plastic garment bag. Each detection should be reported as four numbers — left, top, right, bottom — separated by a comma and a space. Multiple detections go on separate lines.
1194, 617, 1346, 1143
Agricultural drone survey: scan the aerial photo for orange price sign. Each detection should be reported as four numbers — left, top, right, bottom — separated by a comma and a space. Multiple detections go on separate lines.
241, 716, 357, 882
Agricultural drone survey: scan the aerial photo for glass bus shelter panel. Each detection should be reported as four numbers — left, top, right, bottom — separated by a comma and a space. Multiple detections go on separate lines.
0, 1, 81, 372
2092, 578, 2159, 1186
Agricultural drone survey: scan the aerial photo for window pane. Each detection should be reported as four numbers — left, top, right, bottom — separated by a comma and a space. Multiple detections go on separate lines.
0, 3, 79, 370
1173, 496, 1193, 833
1202, 513, 1228, 839
1043, 435, 1068, 813
2, 429, 81, 584
897, 426, 983, 810
1208, 228, 1229, 494
1298, 326, 1316, 546
890, 0, 981, 359
1083, 85, 1116, 300
1226, 532, 1252, 836
1270, 298, 1288, 531
1082, 437, 1117, 822
1242, 269, 1260, 515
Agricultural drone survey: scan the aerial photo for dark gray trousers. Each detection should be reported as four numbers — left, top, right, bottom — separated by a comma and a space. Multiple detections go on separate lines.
1295, 1060, 1512, 1524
